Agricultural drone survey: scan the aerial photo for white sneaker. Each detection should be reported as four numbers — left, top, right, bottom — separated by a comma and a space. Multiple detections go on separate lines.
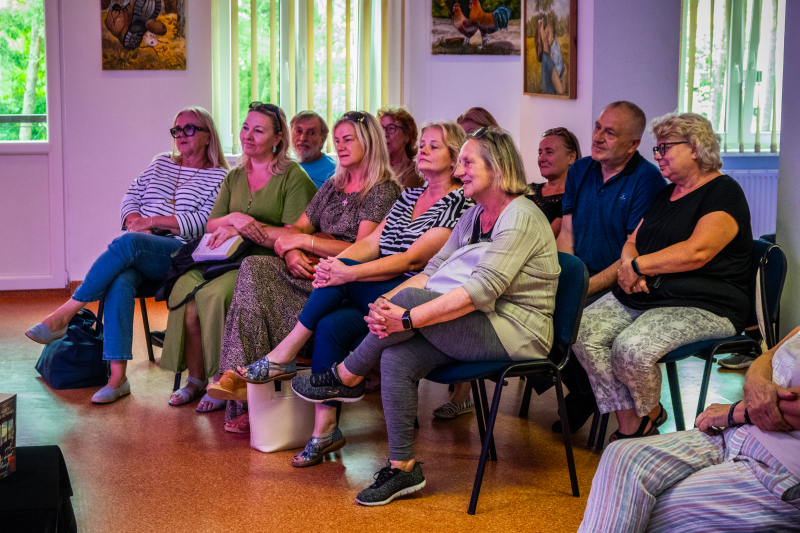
91, 381, 131, 404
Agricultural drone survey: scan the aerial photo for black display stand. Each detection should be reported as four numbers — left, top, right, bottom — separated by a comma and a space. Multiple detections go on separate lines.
0, 445, 77, 533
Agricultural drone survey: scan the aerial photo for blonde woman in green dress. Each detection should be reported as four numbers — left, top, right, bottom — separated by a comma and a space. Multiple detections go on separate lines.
161, 103, 317, 410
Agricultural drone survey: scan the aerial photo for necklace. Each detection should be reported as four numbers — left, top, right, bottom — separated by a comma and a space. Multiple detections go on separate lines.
169, 164, 202, 213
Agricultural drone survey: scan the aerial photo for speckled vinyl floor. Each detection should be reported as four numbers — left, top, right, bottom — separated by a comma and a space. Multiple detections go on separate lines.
0, 296, 746, 532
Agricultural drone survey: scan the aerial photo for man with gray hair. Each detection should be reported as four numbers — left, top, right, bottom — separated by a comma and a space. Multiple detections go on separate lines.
551, 101, 666, 434
291, 110, 336, 188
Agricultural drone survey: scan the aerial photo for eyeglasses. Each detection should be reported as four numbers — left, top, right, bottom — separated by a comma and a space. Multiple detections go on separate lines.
170, 124, 207, 138
383, 124, 401, 135
653, 141, 688, 157
542, 127, 578, 153
342, 111, 367, 124
249, 101, 282, 132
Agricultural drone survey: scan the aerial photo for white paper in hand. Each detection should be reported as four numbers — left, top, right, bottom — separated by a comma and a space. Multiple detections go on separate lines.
191, 234, 244, 262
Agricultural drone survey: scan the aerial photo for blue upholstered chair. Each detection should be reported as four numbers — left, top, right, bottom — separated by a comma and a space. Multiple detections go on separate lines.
424, 252, 589, 514
587, 239, 787, 449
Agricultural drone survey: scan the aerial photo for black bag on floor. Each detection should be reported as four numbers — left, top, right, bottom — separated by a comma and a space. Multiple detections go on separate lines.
35, 309, 108, 390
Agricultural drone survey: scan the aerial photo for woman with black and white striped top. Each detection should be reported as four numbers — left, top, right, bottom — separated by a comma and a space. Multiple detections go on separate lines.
25, 106, 229, 404
209, 121, 472, 464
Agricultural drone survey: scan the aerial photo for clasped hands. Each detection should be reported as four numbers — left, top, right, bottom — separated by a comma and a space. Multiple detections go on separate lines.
312, 258, 354, 289
126, 214, 153, 234
617, 259, 648, 294
365, 297, 406, 339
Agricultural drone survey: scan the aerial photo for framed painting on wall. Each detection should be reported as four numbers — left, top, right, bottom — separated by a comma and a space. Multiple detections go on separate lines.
101, 0, 186, 70
432, 1, 522, 56
523, 0, 576, 98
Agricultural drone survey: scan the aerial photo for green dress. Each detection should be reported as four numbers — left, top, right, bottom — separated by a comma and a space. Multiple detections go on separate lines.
159, 162, 317, 377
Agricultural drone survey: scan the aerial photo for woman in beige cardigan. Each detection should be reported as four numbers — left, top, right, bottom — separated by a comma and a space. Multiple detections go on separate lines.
290, 127, 560, 506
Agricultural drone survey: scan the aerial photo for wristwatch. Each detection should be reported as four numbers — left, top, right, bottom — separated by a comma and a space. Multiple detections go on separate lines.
631, 257, 643, 277
401, 309, 414, 331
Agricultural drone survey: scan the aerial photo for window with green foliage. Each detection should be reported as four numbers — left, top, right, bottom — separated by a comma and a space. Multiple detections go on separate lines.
0, 0, 47, 141
679, 0, 785, 153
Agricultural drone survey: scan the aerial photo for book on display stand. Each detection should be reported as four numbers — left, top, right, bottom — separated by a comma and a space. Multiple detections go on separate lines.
0, 393, 16, 479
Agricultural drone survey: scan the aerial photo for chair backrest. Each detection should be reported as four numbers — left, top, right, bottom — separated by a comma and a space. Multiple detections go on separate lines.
549, 252, 589, 362
750, 240, 787, 348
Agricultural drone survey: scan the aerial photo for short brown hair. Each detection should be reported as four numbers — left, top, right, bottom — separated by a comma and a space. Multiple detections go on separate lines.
377, 107, 419, 159
456, 107, 499, 129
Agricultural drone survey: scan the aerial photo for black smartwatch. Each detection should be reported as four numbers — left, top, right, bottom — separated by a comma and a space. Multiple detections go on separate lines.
631, 257, 643, 277
401, 309, 414, 331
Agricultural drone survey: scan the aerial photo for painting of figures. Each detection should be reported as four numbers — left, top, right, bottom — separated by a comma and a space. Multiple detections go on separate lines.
101, 0, 186, 70
432, 1, 522, 55
524, 0, 576, 98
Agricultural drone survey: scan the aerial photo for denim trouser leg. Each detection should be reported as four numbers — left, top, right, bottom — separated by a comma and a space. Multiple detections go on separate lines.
312, 304, 369, 407
73, 233, 183, 361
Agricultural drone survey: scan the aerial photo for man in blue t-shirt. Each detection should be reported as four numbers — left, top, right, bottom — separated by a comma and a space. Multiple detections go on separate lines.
291, 110, 336, 189
553, 101, 666, 433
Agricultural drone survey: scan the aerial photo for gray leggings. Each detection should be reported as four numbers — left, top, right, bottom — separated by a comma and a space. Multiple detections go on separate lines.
344, 288, 511, 461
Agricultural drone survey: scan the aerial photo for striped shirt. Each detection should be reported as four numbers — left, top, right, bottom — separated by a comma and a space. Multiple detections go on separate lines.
119, 154, 228, 243
379, 186, 473, 276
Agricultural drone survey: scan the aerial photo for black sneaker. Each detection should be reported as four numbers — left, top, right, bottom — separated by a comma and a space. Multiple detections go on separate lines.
356, 463, 426, 506
291, 364, 366, 403
551, 391, 597, 433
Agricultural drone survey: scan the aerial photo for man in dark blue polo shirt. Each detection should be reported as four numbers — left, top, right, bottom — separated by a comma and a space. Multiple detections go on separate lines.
553, 101, 665, 433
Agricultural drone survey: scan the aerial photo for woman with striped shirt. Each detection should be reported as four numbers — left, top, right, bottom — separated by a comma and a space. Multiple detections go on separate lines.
208, 122, 471, 457
25, 107, 229, 404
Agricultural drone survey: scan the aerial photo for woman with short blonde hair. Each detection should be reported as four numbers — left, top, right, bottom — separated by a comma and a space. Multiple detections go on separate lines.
650, 112, 723, 173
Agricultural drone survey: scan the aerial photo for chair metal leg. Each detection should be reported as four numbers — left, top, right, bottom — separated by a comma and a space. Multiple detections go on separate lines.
139, 298, 155, 363
518, 377, 535, 418
468, 373, 507, 515
595, 413, 609, 452
555, 370, 580, 497
666, 362, 685, 431
173, 372, 181, 392
696, 355, 716, 421
587, 411, 599, 447
336, 403, 342, 424
471, 381, 487, 443
477, 379, 498, 461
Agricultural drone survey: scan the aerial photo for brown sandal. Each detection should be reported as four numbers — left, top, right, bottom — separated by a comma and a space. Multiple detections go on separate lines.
206, 370, 248, 403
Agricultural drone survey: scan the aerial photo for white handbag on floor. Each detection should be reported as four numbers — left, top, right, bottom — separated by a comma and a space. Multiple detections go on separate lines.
248, 368, 316, 453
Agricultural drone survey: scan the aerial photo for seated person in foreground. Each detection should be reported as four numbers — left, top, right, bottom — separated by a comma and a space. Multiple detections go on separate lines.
573, 112, 752, 442
579, 325, 800, 532
291, 110, 336, 188
377, 107, 425, 189
161, 102, 317, 410
210, 121, 472, 466
290, 127, 560, 506
26, 106, 229, 404
209, 111, 401, 433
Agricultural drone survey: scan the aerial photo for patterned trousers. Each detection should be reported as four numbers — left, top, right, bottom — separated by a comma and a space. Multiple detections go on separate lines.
579, 427, 800, 532
573, 293, 736, 417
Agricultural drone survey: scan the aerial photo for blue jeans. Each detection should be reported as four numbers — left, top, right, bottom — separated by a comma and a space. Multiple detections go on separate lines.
73, 232, 183, 361
296, 259, 407, 405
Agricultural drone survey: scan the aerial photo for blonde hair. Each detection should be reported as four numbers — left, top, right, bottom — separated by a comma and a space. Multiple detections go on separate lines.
469, 127, 528, 195
170, 107, 230, 170
331, 111, 396, 203
236, 104, 292, 176
417, 121, 466, 176
377, 107, 419, 159
456, 107, 499, 129
650, 112, 723, 172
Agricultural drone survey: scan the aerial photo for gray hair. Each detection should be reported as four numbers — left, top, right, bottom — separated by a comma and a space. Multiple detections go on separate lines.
290, 110, 330, 143
650, 112, 723, 172
469, 127, 528, 195
604, 101, 647, 140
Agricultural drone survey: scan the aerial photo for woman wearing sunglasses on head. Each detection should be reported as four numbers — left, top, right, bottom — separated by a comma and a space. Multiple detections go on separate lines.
159, 102, 318, 411
25, 107, 230, 404
573, 112, 752, 442
208, 111, 402, 433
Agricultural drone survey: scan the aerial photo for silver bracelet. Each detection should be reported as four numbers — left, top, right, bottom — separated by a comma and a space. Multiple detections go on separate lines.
311, 235, 316, 255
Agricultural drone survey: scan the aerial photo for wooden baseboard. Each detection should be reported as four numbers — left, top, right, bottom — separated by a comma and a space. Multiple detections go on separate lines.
0, 281, 82, 300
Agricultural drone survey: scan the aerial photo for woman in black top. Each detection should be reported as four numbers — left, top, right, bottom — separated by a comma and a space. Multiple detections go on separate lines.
573, 113, 752, 442
527, 127, 581, 237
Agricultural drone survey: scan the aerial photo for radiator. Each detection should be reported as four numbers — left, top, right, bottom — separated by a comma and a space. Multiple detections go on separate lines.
726, 170, 778, 239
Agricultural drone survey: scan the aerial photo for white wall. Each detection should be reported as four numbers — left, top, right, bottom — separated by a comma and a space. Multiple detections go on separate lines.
60, 1, 213, 280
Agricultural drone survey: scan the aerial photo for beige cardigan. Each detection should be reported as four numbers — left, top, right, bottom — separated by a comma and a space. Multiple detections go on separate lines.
422, 196, 560, 360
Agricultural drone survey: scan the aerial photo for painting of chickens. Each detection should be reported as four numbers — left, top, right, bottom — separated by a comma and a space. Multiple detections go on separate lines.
101, 0, 186, 70
523, 0, 576, 98
432, 0, 521, 55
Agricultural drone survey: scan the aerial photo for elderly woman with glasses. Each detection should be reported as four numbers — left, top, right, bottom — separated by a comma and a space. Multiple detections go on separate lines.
529, 127, 582, 238
291, 126, 560, 506
572, 112, 753, 442
207, 111, 401, 432
26, 107, 230, 404
377, 107, 425, 189
160, 102, 318, 410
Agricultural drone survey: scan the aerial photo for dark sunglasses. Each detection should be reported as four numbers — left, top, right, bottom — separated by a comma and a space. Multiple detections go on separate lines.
249, 101, 282, 132
342, 111, 367, 123
170, 124, 207, 138
653, 141, 688, 157
472, 126, 496, 143
542, 127, 578, 153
